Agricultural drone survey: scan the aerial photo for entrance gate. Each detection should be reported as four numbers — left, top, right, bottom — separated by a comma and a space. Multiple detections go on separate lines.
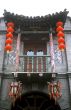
11, 91, 61, 110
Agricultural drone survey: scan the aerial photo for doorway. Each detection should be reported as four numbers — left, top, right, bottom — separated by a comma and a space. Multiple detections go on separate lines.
11, 91, 61, 110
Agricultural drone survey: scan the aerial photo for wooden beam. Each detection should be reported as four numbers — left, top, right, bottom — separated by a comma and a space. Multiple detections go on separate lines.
20, 31, 50, 34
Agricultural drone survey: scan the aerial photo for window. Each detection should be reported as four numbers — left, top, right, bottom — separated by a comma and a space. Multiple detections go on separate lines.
36, 50, 43, 56
27, 50, 34, 56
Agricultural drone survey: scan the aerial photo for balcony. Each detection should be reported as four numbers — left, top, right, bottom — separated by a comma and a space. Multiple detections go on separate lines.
3, 55, 57, 83
4, 55, 51, 73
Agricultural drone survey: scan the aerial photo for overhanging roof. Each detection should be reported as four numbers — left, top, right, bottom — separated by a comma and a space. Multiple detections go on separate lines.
3, 9, 68, 31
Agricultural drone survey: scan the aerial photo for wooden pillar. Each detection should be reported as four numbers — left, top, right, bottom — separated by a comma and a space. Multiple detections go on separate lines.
15, 32, 21, 74
49, 29, 55, 73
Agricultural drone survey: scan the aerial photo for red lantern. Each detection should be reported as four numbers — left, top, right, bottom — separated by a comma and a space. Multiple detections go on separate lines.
56, 26, 64, 32
58, 37, 64, 43
5, 22, 14, 53
9, 82, 22, 102
7, 27, 14, 33
5, 44, 12, 51
6, 32, 13, 38
57, 31, 64, 37
9, 82, 19, 100
58, 43, 65, 50
56, 21, 63, 27
5, 38, 13, 44
48, 81, 62, 101
7, 22, 14, 28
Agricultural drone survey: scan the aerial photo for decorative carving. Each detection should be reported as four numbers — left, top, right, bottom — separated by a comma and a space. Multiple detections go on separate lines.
48, 81, 62, 102
9, 81, 22, 103
54, 46, 62, 64
8, 50, 16, 64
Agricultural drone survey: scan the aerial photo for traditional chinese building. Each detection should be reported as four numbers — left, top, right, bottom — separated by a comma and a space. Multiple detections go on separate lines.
0, 9, 71, 110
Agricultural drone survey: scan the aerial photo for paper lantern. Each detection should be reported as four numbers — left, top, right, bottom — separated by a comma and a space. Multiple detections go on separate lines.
6, 32, 13, 38
56, 26, 64, 32
5, 44, 12, 51
58, 43, 65, 50
58, 37, 64, 43
6, 38, 13, 44
7, 22, 14, 28
9, 82, 19, 100
9, 82, 22, 102
57, 31, 64, 37
5, 22, 14, 53
56, 21, 63, 27
7, 27, 14, 33
48, 81, 62, 101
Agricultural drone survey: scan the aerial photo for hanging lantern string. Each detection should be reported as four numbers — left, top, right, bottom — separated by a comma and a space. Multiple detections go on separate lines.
5, 22, 14, 54
5, 22, 14, 66
56, 21, 65, 51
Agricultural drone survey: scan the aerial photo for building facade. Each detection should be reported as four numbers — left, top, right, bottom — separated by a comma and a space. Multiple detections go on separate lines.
0, 10, 71, 110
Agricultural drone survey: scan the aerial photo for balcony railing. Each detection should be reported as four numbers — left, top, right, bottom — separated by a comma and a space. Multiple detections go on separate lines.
4, 55, 51, 73
19, 55, 51, 73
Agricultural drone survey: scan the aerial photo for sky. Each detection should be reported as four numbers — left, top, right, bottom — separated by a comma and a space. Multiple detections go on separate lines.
0, 0, 71, 17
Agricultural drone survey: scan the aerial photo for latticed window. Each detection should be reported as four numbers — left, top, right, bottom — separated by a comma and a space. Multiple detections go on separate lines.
54, 45, 63, 64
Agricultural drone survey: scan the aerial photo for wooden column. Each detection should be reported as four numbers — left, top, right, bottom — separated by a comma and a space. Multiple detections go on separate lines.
49, 29, 55, 73
15, 32, 21, 73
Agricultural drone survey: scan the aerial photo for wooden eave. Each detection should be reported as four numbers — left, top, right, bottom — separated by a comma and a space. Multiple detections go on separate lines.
3, 9, 68, 32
